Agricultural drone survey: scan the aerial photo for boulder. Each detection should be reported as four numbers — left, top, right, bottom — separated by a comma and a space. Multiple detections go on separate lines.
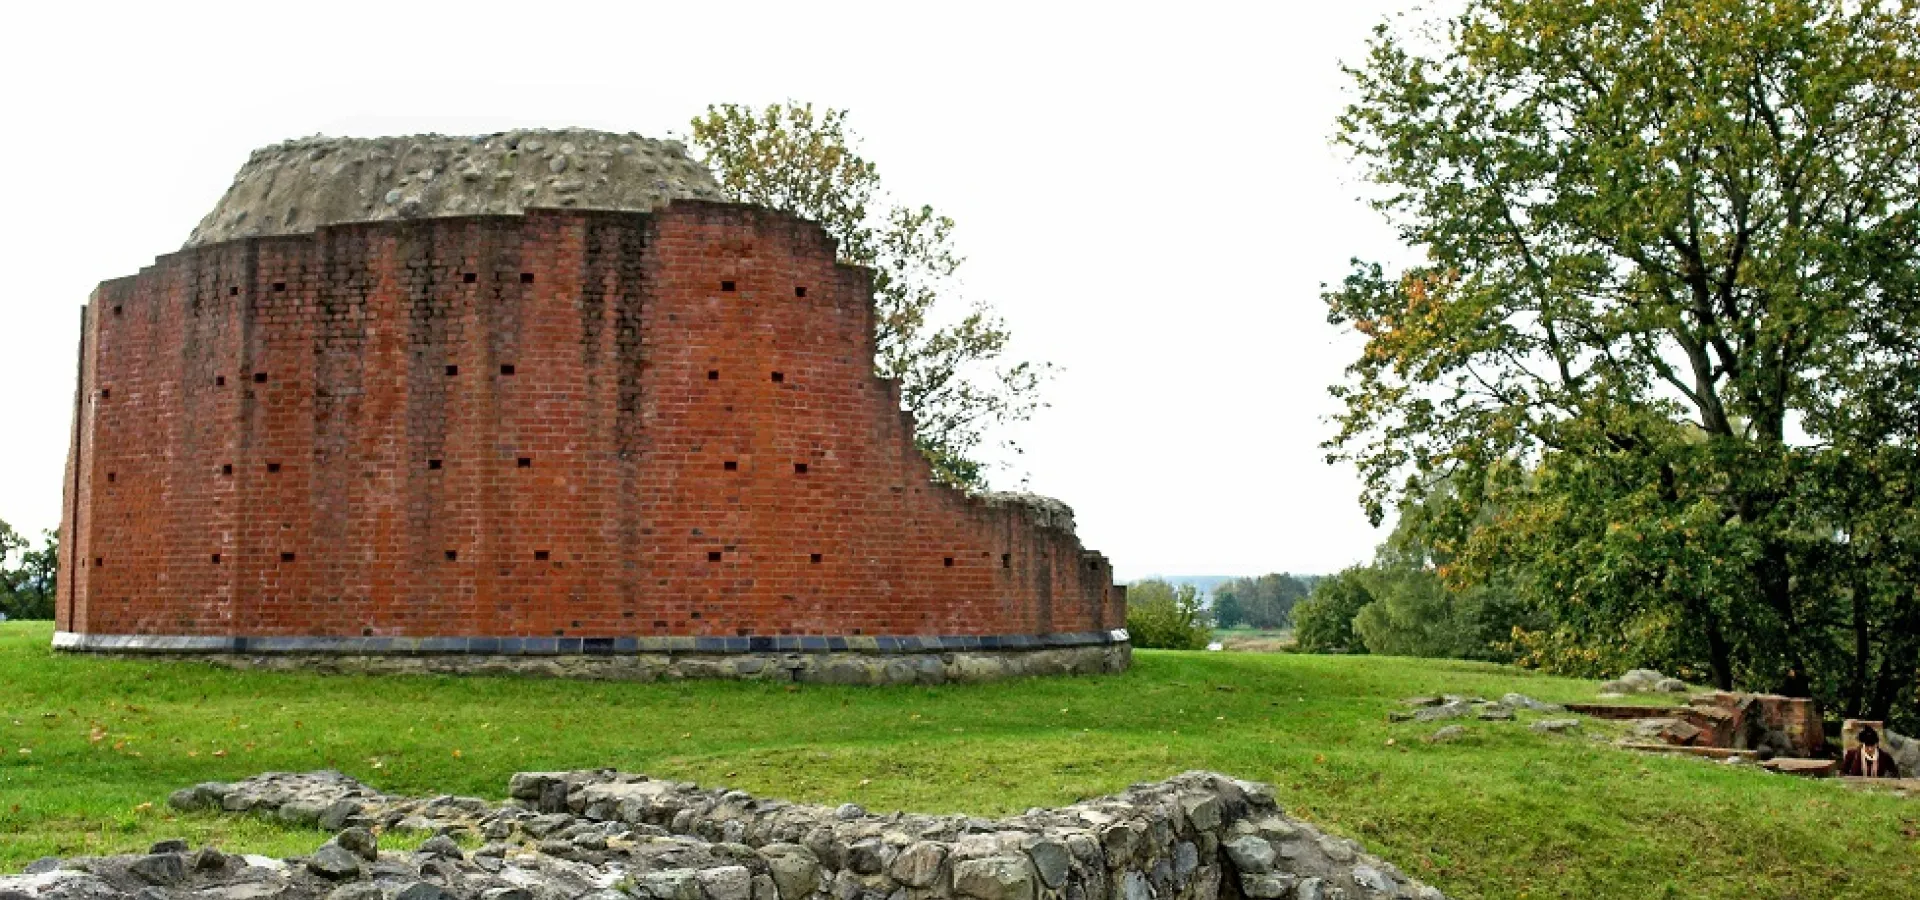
953, 857, 1036, 900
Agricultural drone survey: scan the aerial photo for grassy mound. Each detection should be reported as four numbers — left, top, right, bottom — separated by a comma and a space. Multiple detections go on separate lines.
1, 621, 1913, 898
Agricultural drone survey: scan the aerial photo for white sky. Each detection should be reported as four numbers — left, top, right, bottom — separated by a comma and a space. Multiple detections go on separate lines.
0, 0, 1417, 581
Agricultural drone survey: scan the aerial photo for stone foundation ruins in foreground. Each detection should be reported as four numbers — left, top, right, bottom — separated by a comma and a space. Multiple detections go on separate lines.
1, 770, 1446, 900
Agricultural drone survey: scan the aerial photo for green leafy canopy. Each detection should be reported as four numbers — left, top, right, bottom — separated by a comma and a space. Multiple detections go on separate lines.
1327, 0, 1920, 721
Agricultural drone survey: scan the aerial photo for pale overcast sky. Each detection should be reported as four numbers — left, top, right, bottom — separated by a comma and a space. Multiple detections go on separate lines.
0, 1, 1418, 581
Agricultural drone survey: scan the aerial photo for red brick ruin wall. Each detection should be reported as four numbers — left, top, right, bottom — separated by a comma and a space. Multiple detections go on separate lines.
58, 203, 1123, 641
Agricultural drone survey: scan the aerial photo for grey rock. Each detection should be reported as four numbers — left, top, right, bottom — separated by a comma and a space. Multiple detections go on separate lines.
1477, 706, 1515, 721
1295, 878, 1324, 900
1025, 840, 1070, 889
1351, 865, 1396, 894
191, 847, 229, 871
750, 875, 777, 900
1179, 794, 1222, 831
415, 835, 462, 860
308, 844, 363, 880
638, 871, 703, 900
523, 813, 574, 838
889, 842, 947, 888
480, 890, 531, 900
129, 854, 187, 885
336, 827, 379, 862
953, 856, 1036, 900
201, 880, 291, 900
845, 839, 886, 875
150, 839, 190, 854
1427, 725, 1468, 743
320, 800, 362, 831
1500, 693, 1564, 713
1413, 700, 1474, 722
1239, 874, 1296, 899
760, 848, 820, 900
1223, 836, 1276, 874
1119, 872, 1150, 900
25, 858, 63, 875
1531, 719, 1581, 734
1171, 841, 1199, 879
827, 871, 862, 900
394, 883, 450, 900
1654, 678, 1688, 693
327, 884, 386, 900
697, 866, 754, 900
834, 803, 866, 821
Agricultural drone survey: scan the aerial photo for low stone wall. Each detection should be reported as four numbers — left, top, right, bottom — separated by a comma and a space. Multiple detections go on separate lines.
4, 769, 1448, 900
51, 633, 1130, 686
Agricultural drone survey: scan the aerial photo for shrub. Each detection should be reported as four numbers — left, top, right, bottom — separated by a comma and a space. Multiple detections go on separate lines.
1293, 568, 1373, 653
1124, 579, 1212, 650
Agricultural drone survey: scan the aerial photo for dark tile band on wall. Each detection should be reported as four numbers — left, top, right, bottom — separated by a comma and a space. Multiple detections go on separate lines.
51, 629, 1129, 656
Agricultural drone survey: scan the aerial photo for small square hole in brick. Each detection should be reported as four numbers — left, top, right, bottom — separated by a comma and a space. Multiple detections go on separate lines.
708, 551, 723, 562
229, 286, 239, 296
811, 553, 822, 564
521, 272, 535, 284
215, 375, 226, 386
463, 272, 477, 284
771, 371, 784, 383
446, 550, 458, 561
944, 557, 955, 567
280, 552, 296, 562
254, 372, 268, 383
723, 460, 738, 471
721, 280, 736, 292
534, 550, 551, 561
363, 628, 373, 636
107, 472, 116, 483
517, 457, 532, 468
795, 286, 807, 297
707, 370, 720, 380
112, 305, 123, 316
211, 553, 221, 564
446, 365, 459, 376
99, 388, 110, 399
793, 462, 809, 474
501, 364, 516, 376
1002, 553, 1012, 568
267, 462, 281, 473
428, 459, 442, 470
221, 464, 233, 476
273, 282, 286, 292
94, 557, 103, 567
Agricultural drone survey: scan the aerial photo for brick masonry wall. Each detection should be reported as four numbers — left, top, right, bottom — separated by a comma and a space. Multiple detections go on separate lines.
58, 202, 1124, 642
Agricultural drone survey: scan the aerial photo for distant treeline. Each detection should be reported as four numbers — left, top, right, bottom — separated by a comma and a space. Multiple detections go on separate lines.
0, 519, 57, 620
1210, 574, 1319, 630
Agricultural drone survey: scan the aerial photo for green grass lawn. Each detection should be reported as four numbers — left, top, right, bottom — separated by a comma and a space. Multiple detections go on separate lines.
2, 621, 1914, 899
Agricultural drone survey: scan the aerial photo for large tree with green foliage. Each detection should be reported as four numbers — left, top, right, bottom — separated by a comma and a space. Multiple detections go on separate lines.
688, 102, 1049, 488
1328, 0, 1920, 721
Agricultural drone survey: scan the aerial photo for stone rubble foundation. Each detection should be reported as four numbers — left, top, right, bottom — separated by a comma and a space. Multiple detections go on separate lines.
3, 770, 1447, 900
